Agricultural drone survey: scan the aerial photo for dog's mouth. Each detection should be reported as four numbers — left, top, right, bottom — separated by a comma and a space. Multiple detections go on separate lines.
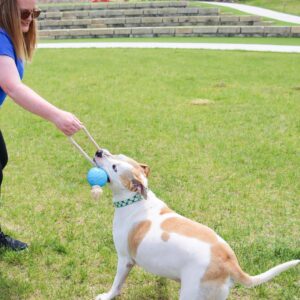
93, 157, 111, 183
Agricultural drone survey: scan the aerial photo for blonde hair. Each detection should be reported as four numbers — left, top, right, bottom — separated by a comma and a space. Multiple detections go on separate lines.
0, 0, 37, 61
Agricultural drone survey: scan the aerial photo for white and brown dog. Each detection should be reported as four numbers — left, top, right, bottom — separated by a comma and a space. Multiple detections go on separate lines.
94, 149, 299, 300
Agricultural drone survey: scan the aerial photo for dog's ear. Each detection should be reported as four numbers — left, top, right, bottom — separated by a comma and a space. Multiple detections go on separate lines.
131, 177, 148, 199
139, 163, 150, 178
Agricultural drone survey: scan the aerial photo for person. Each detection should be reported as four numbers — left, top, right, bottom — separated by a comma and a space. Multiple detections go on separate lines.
0, 0, 83, 251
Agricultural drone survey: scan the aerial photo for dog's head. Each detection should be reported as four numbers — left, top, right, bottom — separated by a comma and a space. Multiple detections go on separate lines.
94, 149, 150, 199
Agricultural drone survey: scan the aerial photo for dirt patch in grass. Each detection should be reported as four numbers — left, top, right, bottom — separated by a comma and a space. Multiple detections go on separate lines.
190, 99, 215, 105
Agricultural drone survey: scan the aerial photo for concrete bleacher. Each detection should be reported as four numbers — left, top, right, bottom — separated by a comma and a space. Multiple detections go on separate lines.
37, 1, 300, 39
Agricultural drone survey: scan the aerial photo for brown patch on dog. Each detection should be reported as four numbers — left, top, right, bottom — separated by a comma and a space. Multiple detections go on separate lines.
160, 206, 173, 215
123, 157, 150, 178
120, 174, 132, 191
161, 217, 218, 244
120, 171, 148, 199
132, 168, 148, 198
132, 167, 144, 182
202, 243, 232, 283
161, 232, 170, 242
120, 169, 143, 190
139, 163, 150, 178
202, 242, 252, 286
128, 220, 151, 258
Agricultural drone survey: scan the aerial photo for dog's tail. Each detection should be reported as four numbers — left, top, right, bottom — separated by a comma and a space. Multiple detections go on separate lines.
231, 259, 300, 288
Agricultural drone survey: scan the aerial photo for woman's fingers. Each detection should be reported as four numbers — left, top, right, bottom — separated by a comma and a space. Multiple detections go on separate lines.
54, 110, 84, 136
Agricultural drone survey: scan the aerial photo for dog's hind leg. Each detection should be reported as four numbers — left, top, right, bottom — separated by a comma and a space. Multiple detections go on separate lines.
95, 257, 134, 300
196, 280, 232, 300
215, 285, 230, 300
179, 269, 203, 300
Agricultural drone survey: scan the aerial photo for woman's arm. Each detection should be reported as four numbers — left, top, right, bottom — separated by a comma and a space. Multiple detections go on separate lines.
0, 56, 82, 136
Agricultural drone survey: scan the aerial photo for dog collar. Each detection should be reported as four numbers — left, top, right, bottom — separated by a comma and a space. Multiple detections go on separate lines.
113, 194, 143, 208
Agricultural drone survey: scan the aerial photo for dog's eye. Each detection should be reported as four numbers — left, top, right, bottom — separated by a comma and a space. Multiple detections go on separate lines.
112, 164, 117, 172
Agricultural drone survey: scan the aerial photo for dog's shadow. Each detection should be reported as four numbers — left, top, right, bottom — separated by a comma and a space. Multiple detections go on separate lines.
154, 277, 170, 300
124, 277, 175, 300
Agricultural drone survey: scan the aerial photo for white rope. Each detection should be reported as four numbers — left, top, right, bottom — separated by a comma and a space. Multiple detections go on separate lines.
82, 126, 101, 150
68, 126, 100, 166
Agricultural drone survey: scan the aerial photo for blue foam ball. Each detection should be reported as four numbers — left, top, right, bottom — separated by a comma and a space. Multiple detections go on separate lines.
87, 167, 108, 187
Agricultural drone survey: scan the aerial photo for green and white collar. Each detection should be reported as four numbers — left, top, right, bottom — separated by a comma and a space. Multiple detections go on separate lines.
113, 194, 144, 208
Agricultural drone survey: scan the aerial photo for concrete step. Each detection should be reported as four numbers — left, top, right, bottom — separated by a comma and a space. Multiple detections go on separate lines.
38, 15, 264, 30
39, 7, 219, 20
40, 1, 188, 12
38, 25, 300, 39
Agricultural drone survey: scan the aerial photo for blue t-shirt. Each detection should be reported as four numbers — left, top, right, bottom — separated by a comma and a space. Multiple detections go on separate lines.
0, 28, 24, 106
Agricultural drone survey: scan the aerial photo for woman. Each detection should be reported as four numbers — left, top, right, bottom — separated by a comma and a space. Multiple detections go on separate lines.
0, 0, 83, 250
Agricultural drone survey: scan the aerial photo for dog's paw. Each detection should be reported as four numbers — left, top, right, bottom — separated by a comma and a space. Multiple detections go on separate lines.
95, 293, 112, 300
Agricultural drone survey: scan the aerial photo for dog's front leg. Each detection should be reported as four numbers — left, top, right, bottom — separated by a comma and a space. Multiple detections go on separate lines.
95, 257, 134, 300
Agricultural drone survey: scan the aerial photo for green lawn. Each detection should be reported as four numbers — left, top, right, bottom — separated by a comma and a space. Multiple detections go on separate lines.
191, 1, 299, 26
238, 0, 300, 16
39, 36, 300, 46
0, 48, 299, 300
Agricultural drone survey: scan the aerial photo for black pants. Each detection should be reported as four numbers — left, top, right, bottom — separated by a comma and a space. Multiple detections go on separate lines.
0, 131, 8, 188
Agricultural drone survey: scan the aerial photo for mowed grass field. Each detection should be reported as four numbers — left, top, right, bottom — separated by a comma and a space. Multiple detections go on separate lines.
191, 0, 299, 25
39, 37, 300, 46
239, 0, 300, 16
0, 48, 299, 300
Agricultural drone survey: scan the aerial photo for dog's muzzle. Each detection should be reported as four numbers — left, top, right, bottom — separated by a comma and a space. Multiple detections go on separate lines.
95, 149, 103, 158
94, 150, 111, 183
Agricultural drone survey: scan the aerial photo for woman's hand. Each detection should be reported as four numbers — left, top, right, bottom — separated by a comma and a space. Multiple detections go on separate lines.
52, 109, 83, 136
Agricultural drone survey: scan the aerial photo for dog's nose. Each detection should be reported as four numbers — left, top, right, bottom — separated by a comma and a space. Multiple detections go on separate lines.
95, 149, 103, 158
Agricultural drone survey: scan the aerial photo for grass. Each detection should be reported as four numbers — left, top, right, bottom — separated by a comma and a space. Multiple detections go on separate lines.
38, 36, 300, 46
0, 48, 299, 299
238, 0, 300, 16
191, 1, 299, 26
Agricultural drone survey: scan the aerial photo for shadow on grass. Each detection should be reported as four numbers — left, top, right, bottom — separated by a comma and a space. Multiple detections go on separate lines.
0, 249, 31, 300
0, 271, 30, 300
127, 277, 173, 300
155, 277, 170, 300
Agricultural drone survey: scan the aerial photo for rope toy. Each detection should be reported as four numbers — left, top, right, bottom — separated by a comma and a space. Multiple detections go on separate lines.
68, 127, 108, 200
87, 167, 108, 199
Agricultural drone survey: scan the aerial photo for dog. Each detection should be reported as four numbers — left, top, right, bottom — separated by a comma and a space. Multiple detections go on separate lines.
94, 149, 299, 300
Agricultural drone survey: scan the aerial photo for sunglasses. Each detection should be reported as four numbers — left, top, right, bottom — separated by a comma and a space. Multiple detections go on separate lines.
20, 8, 41, 20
